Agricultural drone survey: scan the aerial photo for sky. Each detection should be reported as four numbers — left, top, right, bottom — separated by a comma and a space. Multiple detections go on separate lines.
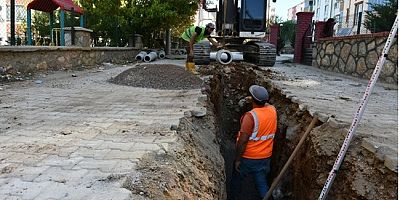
272, 0, 304, 21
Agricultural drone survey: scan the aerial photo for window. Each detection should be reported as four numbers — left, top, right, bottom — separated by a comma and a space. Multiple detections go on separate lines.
354, 2, 363, 26
324, 5, 329, 17
241, 0, 265, 30
6, 5, 26, 22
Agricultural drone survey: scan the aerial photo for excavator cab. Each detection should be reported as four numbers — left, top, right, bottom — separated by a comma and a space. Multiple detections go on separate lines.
239, 0, 266, 35
204, 0, 277, 66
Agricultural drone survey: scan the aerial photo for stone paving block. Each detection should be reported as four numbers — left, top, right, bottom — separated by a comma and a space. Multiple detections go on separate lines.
122, 136, 156, 143
0, 195, 21, 200
34, 167, 89, 183
0, 152, 14, 161
70, 147, 110, 159
71, 139, 105, 148
104, 150, 148, 160
0, 178, 51, 199
85, 188, 132, 200
159, 143, 171, 153
86, 122, 114, 129
55, 145, 80, 157
7, 136, 42, 144
384, 155, 398, 172
0, 136, 15, 143
5, 153, 47, 166
32, 182, 75, 200
95, 134, 126, 142
37, 155, 84, 169
130, 142, 161, 151
73, 158, 117, 172
154, 135, 178, 143
83, 170, 109, 184
0, 163, 21, 178
96, 141, 135, 151
12, 165, 50, 182
112, 160, 137, 174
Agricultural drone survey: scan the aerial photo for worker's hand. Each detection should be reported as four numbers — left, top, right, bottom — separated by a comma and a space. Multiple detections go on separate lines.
234, 159, 241, 172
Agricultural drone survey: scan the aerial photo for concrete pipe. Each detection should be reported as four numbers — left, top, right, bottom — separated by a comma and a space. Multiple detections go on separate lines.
135, 51, 147, 61
144, 51, 158, 62
158, 50, 166, 59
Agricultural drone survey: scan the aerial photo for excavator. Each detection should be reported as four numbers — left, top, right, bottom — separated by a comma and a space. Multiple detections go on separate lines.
195, 0, 277, 66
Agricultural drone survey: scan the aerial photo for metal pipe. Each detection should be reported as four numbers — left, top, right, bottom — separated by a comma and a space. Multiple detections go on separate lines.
144, 52, 157, 62
135, 51, 147, 61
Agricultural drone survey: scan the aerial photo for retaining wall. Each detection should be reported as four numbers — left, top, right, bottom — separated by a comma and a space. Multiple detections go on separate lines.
0, 46, 139, 75
313, 32, 398, 84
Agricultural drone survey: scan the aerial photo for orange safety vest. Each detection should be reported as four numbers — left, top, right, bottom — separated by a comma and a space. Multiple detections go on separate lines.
237, 105, 277, 159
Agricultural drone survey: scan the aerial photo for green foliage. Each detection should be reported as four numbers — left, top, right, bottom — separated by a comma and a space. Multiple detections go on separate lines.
364, 0, 398, 33
80, 0, 199, 47
32, 11, 52, 37
279, 20, 296, 48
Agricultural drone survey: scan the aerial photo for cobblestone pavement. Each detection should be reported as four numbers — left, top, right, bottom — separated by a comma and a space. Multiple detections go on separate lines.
0, 59, 203, 199
263, 60, 398, 172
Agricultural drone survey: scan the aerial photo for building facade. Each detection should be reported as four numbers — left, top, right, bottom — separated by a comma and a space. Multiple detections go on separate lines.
312, 0, 388, 36
287, 2, 305, 21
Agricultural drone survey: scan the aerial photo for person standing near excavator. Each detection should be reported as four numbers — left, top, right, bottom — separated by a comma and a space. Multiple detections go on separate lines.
181, 23, 221, 62
231, 85, 277, 199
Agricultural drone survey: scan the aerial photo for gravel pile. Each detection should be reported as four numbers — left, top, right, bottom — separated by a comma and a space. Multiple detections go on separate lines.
110, 64, 204, 90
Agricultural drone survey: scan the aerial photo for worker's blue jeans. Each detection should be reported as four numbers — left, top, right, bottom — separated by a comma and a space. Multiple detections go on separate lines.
231, 157, 271, 199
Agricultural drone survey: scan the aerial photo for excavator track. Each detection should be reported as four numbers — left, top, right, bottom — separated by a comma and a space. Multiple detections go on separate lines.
243, 41, 276, 67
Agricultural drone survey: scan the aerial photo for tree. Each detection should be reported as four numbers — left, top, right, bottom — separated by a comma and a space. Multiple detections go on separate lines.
364, 0, 398, 33
278, 20, 296, 49
80, 0, 199, 47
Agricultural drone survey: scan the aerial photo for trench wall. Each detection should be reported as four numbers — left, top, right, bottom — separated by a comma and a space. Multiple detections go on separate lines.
0, 46, 139, 75
203, 63, 397, 200
313, 32, 398, 84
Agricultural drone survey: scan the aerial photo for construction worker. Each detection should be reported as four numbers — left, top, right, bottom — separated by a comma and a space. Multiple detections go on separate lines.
231, 85, 277, 199
181, 23, 221, 62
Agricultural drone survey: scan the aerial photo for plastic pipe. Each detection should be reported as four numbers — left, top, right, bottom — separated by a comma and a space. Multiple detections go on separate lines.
135, 51, 147, 61
144, 51, 157, 62
210, 50, 243, 65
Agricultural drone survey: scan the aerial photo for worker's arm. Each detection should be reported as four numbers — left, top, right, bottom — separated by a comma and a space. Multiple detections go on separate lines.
235, 131, 249, 172
207, 37, 221, 47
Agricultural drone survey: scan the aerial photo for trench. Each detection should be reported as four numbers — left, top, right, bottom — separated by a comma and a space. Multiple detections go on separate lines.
125, 62, 396, 200
201, 63, 320, 200
200, 62, 397, 200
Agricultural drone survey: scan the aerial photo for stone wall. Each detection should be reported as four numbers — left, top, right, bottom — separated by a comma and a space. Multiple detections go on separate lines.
313, 32, 398, 84
0, 46, 139, 76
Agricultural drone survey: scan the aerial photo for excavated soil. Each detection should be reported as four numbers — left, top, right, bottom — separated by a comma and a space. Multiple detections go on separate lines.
110, 64, 204, 90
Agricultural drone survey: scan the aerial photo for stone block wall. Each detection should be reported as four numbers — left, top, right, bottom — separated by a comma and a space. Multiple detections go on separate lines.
313, 32, 398, 84
0, 46, 139, 75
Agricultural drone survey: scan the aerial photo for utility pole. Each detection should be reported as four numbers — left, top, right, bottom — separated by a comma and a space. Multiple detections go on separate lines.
10, 0, 15, 45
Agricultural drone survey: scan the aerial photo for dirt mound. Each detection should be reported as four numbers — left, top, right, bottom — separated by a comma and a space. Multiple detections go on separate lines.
110, 64, 203, 90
